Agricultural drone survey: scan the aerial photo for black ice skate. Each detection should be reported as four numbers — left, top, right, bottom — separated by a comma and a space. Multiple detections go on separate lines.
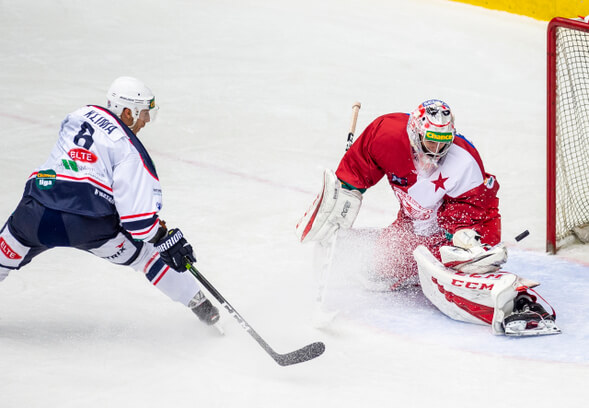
502, 294, 561, 337
189, 291, 220, 326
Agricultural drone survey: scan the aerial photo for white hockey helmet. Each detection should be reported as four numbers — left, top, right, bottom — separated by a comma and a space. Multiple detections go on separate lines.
407, 99, 455, 171
106, 76, 159, 123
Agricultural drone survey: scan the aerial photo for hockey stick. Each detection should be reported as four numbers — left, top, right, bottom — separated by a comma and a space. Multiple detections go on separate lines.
345, 102, 362, 151
314, 102, 362, 327
319, 102, 362, 296
184, 258, 326, 366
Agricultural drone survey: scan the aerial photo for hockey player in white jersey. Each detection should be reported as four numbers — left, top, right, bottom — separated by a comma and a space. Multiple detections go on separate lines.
0, 76, 219, 326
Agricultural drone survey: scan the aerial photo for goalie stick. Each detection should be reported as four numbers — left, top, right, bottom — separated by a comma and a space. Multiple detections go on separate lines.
184, 258, 326, 366
345, 102, 362, 151
314, 102, 362, 327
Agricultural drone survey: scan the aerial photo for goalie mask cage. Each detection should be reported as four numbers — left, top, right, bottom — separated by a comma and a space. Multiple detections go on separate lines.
547, 17, 589, 254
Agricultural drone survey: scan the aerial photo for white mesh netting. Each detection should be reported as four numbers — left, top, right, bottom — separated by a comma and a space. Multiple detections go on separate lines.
555, 26, 589, 244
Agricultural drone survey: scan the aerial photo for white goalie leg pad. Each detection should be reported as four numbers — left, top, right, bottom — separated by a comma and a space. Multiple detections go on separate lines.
295, 169, 362, 244
414, 245, 539, 335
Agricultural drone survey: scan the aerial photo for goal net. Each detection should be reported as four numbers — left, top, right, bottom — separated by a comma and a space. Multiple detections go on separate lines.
547, 17, 589, 253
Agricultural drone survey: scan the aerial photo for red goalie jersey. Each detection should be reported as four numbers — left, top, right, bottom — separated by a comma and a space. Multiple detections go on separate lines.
335, 113, 501, 272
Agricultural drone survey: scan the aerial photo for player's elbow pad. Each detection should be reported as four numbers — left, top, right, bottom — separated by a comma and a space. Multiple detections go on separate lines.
295, 169, 362, 244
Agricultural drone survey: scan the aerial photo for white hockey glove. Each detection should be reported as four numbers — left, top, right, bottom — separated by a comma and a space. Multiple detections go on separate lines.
295, 169, 362, 244
439, 228, 507, 274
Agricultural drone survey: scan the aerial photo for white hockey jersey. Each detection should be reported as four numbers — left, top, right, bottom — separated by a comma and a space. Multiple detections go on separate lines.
24, 105, 163, 242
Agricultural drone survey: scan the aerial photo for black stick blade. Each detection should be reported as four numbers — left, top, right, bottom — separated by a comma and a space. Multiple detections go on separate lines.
273, 342, 326, 366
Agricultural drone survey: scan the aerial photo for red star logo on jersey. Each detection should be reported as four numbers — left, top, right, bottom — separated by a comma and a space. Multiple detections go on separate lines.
432, 173, 448, 192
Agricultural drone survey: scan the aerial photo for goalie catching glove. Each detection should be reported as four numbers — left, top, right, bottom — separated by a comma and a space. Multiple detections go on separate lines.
295, 169, 362, 244
155, 228, 196, 272
439, 228, 507, 274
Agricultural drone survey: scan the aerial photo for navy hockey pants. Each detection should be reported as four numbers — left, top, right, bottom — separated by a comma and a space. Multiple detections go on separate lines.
0, 196, 202, 306
0, 195, 142, 270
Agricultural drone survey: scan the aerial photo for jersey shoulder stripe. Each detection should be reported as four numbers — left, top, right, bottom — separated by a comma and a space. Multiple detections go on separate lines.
90, 106, 159, 181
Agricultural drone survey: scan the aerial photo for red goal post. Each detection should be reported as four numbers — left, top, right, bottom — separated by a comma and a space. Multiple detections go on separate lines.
547, 16, 589, 253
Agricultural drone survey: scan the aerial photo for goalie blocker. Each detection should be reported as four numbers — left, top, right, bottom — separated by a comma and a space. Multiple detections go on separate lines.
296, 169, 362, 244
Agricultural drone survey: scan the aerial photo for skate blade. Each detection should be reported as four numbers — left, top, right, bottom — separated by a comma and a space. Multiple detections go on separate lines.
504, 322, 562, 337
210, 319, 225, 335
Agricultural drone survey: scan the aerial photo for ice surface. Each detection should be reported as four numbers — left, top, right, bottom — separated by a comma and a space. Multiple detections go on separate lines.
0, 0, 588, 407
